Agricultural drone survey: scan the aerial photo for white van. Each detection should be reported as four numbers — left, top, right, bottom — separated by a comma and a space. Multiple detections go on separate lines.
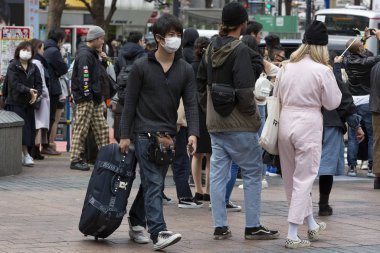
315, 8, 380, 55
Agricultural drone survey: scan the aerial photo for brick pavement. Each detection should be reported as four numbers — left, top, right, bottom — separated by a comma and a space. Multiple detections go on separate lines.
0, 151, 379, 253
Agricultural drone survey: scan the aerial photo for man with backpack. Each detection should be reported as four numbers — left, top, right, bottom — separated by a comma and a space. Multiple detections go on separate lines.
113, 32, 146, 140
197, 2, 279, 240
119, 14, 199, 250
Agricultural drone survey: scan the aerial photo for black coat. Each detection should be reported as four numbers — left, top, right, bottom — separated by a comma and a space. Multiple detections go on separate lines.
119, 50, 199, 139
43, 39, 68, 96
114, 42, 146, 76
370, 61, 380, 113
71, 43, 103, 104
343, 50, 380, 96
323, 63, 357, 132
5, 59, 42, 108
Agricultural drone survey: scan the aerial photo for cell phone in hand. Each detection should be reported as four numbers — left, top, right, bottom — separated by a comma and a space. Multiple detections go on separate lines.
187, 144, 194, 154
369, 28, 376, 36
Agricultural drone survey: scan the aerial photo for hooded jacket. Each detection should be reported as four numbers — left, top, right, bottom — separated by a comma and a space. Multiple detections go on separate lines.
197, 36, 263, 133
182, 28, 199, 64
114, 42, 146, 76
43, 39, 68, 96
119, 50, 199, 139
71, 43, 103, 104
343, 50, 380, 96
5, 59, 42, 107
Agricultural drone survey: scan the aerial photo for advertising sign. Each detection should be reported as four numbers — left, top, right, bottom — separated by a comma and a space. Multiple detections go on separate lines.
0, 26, 33, 75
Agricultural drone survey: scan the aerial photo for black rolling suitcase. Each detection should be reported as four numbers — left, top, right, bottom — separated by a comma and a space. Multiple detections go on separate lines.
79, 143, 136, 240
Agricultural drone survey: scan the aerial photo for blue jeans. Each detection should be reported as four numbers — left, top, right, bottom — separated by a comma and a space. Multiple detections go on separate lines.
258, 105, 266, 136
347, 103, 373, 166
225, 161, 239, 203
171, 127, 193, 199
210, 132, 262, 228
134, 134, 169, 239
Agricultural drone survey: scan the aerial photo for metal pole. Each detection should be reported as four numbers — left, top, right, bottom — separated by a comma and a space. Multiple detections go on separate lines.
278, 0, 282, 15
173, 0, 180, 17
306, 0, 312, 28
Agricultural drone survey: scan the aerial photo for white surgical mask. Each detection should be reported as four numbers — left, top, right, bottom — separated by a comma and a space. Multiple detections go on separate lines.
161, 37, 181, 54
20, 50, 32, 60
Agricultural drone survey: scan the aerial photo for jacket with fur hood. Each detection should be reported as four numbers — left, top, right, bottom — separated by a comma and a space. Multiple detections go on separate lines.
197, 35, 263, 133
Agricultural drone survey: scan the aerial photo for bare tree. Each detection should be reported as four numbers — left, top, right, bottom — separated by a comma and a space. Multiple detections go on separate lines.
46, 0, 66, 35
285, 0, 292, 15
79, 0, 118, 32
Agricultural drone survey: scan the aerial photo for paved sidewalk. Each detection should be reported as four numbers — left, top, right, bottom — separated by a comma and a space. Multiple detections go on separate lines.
0, 151, 379, 253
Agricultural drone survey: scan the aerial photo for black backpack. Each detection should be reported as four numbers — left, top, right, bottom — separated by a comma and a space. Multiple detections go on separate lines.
116, 60, 134, 106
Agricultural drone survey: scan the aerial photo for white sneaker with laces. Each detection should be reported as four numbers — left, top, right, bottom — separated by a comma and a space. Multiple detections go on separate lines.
153, 231, 181, 251
23, 154, 34, 166
129, 225, 149, 244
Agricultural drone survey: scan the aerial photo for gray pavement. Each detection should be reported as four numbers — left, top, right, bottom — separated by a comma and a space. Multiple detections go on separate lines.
0, 152, 379, 253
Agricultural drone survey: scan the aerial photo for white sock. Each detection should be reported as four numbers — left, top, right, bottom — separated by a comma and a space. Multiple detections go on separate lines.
306, 214, 319, 230
287, 222, 299, 240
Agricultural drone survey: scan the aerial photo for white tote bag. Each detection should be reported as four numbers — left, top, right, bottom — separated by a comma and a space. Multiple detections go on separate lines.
259, 70, 282, 155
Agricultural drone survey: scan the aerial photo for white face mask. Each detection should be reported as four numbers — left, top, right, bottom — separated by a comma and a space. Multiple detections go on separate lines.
20, 50, 32, 60
161, 37, 181, 54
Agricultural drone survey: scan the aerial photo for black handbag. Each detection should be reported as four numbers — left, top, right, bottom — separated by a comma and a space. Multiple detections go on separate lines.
33, 95, 42, 110
206, 44, 236, 117
210, 83, 236, 117
147, 133, 176, 166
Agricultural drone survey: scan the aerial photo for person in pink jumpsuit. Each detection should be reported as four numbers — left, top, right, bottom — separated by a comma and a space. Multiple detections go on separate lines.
277, 21, 342, 249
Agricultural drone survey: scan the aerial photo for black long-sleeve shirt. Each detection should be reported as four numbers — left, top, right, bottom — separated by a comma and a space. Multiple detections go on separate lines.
119, 51, 199, 139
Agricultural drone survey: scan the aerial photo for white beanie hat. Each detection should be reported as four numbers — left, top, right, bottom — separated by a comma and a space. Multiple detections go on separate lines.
86, 26, 105, 41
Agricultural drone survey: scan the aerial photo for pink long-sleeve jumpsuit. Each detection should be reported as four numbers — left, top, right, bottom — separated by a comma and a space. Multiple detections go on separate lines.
277, 55, 342, 225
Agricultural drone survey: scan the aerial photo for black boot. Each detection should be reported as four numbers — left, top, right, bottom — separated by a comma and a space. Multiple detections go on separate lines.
319, 194, 333, 216
31, 145, 45, 160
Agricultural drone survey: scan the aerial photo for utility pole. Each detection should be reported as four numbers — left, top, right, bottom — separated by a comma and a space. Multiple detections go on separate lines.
173, 0, 180, 17
306, 0, 311, 28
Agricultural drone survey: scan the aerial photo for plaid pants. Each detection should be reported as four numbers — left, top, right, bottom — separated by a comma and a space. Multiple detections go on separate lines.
70, 101, 108, 162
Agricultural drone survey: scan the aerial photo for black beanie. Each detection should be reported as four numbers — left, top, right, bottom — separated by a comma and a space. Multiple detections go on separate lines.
222, 2, 248, 27
302, 20, 328, 46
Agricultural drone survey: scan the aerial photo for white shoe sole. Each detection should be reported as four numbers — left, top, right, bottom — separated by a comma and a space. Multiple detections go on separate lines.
129, 231, 149, 244
178, 203, 203, 209
153, 234, 181, 251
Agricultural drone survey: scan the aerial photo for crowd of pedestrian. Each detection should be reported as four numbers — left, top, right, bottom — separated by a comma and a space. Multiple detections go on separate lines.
2, 1, 380, 251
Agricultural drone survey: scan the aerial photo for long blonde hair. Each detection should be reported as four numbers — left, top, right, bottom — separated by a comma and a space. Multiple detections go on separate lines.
286, 44, 330, 67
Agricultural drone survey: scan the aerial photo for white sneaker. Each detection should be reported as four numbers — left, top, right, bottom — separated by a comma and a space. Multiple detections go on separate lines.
178, 198, 203, 208
129, 225, 149, 244
23, 154, 34, 167
238, 184, 244, 189
153, 231, 181, 251
262, 178, 268, 189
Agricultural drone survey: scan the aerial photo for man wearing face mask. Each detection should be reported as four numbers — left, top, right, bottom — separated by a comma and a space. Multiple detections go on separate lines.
70, 26, 109, 171
342, 39, 380, 177
119, 14, 199, 250
197, 2, 279, 240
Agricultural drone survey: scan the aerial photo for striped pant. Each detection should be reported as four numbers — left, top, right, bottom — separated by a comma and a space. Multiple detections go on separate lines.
70, 101, 108, 162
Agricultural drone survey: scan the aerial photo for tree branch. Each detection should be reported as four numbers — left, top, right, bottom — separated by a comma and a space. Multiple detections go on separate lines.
105, 0, 118, 25
78, 0, 94, 17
